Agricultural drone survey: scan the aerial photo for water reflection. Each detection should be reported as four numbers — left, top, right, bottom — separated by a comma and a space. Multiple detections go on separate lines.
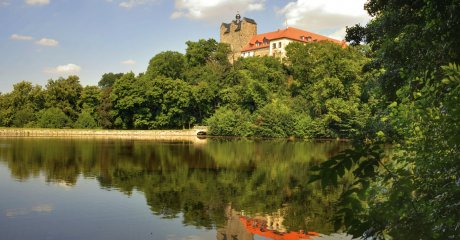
0, 138, 349, 239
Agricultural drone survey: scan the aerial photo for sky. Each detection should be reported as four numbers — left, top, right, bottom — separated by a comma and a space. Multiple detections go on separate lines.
0, 0, 370, 93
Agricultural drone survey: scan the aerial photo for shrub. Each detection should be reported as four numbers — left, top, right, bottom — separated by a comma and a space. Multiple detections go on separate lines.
37, 107, 71, 128
206, 107, 252, 136
74, 111, 98, 129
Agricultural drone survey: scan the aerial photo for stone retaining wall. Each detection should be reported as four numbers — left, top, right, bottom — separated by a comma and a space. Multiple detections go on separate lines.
0, 128, 204, 141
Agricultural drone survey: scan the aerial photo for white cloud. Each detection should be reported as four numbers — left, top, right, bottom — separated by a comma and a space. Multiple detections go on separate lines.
279, 0, 370, 39
10, 34, 33, 41
36, 38, 59, 46
25, 0, 50, 6
118, 0, 156, 9
45, 64, 81, 74
121, 59, 136, 65
172, 0, 265, 21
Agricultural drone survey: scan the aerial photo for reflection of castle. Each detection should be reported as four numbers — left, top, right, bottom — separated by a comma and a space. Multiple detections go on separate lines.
217, 206, 319, 240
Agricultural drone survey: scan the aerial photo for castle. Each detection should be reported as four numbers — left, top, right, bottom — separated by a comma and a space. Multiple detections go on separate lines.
219, 13, 257, 63
220, 14, 344, 62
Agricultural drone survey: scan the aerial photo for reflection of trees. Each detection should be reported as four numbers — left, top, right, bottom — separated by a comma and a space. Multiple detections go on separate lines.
0, 138, 348, 234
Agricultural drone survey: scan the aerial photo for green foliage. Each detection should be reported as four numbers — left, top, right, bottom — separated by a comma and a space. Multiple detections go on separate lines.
145, 51, 186, 80
79, 86, 101, 118
150, 76, 193, 129
37, 107, 71, 128
13, 106, 37, 127
292, 114, 315, 139
111, 72, 151, 129
98, 72, 123, 89
346, 0, 460, 100
0, 34, 369, 139
185, 39, 228, 67
74, 110, 98, 129
286, 41, 366, 91
251, 101, 295, 137
0, 1, 457, 239
235, 56, 288, 93
206, 106, 252, 136
306, 0, 460, 237
45, 75, 83, 121
0, 81, 45, 127
312, 65, 460, 239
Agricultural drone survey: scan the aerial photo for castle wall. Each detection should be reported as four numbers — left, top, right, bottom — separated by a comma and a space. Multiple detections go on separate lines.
220, 18, 257, 63
253, 47, 270, 57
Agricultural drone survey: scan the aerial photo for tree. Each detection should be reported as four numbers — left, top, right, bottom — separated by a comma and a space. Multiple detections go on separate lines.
346, 0, 460, 100
206, 106, 252, 136
285, 41, 369, 138
97, 73, 123, 129
185, 39, 231, 67
37, 107, 71, 128
0, 81, 44, 127
185, 39, 219, 67
110, 72, 150, 129
74, 110, 98, 129
0, 92, 13, 127
44, 75, 83, 121
235, 56, 288, 94
309, 0, 460, 238
150, 76, 193, 129
98, 72, 123, 89
145, 51, 186, 80
251, 101, 295, 137
79, 86, 101, 114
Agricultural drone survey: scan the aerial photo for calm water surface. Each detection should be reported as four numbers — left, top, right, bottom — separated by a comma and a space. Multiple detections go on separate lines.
0, 137, 351, 240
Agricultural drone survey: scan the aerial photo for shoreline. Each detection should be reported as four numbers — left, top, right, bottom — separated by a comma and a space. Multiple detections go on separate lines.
0, 128, 350, 142
0, 128, 209, 142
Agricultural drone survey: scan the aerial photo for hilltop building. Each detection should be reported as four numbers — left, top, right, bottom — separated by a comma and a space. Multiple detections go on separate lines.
220, 14, 345, 62
220, 13, 257, 63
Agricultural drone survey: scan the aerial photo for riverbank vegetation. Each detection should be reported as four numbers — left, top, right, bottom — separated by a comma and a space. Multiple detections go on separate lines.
310, 0, 460, 239
0, 39, 372, 139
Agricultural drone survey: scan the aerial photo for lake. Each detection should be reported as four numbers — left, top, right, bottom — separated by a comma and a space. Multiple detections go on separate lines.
0, 137, 351, 240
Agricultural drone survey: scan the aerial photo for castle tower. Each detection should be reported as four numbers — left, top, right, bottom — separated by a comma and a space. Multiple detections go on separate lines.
220, 13, 257, 63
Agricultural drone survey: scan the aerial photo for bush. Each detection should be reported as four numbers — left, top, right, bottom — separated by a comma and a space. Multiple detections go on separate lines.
74, 111, 98, 129
293, 114, 315, 139
13, 107, 36, 127
251, 102, 294, 137
206, 107, 252, 136
37, 107, 71, 128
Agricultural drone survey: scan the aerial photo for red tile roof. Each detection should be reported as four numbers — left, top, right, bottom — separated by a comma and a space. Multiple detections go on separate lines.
241, 27, 344, 52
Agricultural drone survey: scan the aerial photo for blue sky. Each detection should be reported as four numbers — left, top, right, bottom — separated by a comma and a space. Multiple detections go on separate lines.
0, 0, 370, 93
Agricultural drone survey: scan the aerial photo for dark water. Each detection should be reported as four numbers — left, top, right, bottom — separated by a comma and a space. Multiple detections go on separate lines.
0, 137, 350, 240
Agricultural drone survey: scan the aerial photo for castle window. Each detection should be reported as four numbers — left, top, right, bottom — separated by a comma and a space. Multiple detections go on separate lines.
272, 43, 276, 49
256, 41, 260, 47
306, 36, 312, 42
300, 36, 305, 40
278, 42, 282, 48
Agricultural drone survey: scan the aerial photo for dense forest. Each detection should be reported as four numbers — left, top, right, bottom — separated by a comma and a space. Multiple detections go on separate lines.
1, 0, 459, 238
0, 39, 371, 139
